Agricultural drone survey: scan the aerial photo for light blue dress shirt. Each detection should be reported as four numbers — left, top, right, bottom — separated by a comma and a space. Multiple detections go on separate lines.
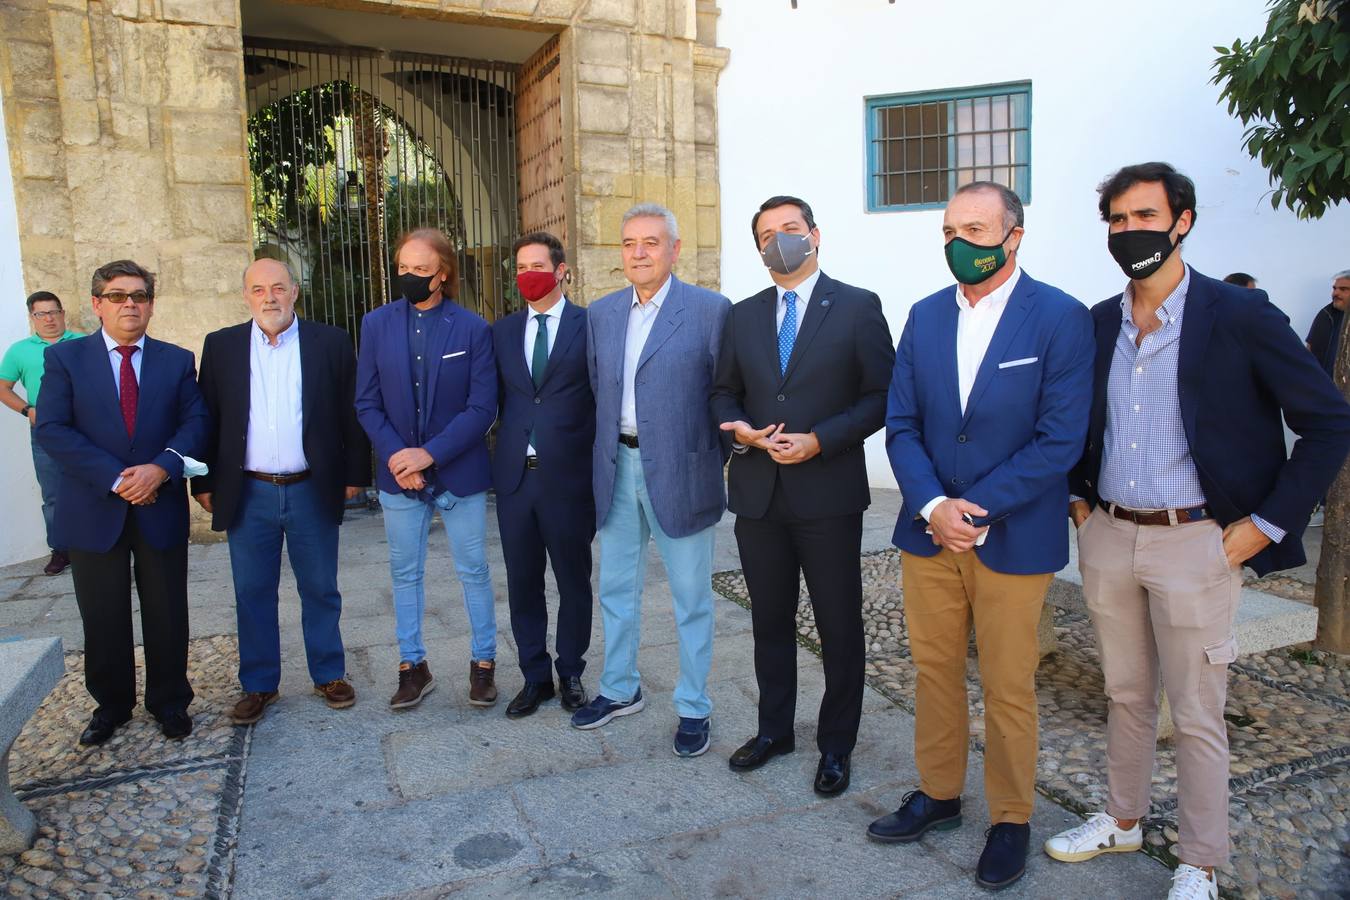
244, 316, 307, 474
619, 276, 672, 436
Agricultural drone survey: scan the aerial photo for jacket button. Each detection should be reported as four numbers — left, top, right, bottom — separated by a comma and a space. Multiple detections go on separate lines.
534, 397, 541, 405
957, 434, 967, 443
776, 394, 785, 402
951, 477, 959, 485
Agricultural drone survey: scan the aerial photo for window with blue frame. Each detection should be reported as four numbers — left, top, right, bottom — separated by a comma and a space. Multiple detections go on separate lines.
866, 82, 1031, 211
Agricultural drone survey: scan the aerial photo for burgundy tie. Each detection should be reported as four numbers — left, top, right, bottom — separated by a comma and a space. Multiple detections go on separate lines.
116, 345, 138, 436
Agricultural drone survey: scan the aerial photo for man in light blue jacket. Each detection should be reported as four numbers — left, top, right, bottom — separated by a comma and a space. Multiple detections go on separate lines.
573, 203, 731, 759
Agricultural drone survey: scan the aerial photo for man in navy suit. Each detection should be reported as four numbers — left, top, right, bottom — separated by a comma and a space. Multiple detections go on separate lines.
870, 183, 1095, 890
492, 232, 595, 718
571, 203, 731, 759
355, 229, 499, 711
1044, 163, 1350, 900
36, 259, 210, 745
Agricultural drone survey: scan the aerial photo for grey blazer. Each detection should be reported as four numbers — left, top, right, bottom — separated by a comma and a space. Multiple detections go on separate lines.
587, 275, 732, 538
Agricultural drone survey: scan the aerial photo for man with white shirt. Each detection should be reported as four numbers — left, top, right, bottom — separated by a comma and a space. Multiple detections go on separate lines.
711, 195, 894, 796
870, 183, 1094, 891
491, 233, 595, 719
193, 258, 371, 725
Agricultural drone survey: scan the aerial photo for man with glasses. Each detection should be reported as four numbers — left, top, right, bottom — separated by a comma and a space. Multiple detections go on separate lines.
0, 292, 83, 575
36, 260, 209, 746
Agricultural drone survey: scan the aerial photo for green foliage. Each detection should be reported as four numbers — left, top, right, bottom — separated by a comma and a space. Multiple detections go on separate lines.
1212, 0, 1350, 219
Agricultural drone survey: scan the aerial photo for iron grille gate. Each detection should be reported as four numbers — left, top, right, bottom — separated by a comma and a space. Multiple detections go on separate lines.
243, 39, 522, 342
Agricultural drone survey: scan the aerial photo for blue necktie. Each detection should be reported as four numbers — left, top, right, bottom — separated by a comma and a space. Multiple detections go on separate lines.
778, 290, 798, 375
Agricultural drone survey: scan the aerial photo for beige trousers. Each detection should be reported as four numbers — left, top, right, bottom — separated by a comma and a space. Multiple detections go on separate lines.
1077, 505, 1242, 866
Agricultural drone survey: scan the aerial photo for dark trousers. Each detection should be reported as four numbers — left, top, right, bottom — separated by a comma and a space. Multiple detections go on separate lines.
69, 513, 193, 719
734, 478, 865, 755
226, 477, 346, 692
495, 466, 594, 683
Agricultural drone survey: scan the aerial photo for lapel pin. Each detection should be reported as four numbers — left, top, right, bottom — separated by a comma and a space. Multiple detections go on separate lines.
821, 300, 831, 307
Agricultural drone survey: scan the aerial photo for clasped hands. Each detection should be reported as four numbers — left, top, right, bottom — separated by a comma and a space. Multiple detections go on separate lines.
389, 447, 435, 490
116, 463, 167, 506
928, 498, 989, 553
719, 421, 820, 465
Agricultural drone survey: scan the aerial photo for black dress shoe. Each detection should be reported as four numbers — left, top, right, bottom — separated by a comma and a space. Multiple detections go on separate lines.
868, 790, 963, 843
157, 710, 192, 740
975, 822, 1030, 890
813, 752, 851, 795
79, 712, 130, 746
558, 676, 587, 712
728, 734, 795, 771
506, 681, 556, 718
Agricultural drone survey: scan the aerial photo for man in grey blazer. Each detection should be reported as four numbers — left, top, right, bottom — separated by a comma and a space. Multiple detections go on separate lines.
571, 203, 732, 758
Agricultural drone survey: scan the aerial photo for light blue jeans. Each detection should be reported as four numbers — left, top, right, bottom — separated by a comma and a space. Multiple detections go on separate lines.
379, 488, 496, 664
597, 446, 715, 719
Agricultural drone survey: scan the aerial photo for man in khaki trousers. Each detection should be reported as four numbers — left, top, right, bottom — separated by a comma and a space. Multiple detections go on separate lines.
1045, 162, 1350, 900
870, 182, 1095, 892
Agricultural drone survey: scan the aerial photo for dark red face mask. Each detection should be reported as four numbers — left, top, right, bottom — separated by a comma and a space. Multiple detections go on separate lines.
516, 270, 559, 302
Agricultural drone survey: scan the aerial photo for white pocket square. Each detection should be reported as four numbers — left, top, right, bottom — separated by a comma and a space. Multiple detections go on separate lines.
442, 350, 467, 359
998, 356, 1038, 369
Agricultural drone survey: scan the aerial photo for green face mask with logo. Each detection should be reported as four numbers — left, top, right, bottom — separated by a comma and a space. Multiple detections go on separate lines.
944, 229, 1013, 285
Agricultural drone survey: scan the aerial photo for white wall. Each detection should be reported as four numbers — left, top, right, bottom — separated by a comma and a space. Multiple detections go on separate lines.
716, 0, 1350, 490
0, 85, 47, 566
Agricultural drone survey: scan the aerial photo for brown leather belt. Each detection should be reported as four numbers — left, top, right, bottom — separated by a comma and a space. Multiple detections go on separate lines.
1099, 501, 1210, 526
618, 434, 640, 449
245, 470, 311, 486
524, 456, 539, 470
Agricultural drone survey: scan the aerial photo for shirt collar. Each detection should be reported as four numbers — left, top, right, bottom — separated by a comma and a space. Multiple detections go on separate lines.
776, 269, 822, 306
954, 263, 1022, 311
252, 314, 300, 347
1121, 264, 1191, 328
29, 330, 78, 345
631, 276, 673, 311
530, 297, 567, 320
101, 329, 145, 353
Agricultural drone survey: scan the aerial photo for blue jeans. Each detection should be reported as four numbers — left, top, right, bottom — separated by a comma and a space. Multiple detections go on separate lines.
227, 477, 346, 691
597, 446, 715, 718
30, 428, 61, 550
379, 488, 496, 663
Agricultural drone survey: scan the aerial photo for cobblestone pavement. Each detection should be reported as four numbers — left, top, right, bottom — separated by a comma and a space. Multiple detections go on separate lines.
712, 548, 1350, 900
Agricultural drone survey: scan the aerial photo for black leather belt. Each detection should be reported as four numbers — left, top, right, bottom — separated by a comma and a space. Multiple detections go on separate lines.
1098, 501, 1210, 526
524, 456, 539, 470
618, 434, 639, 449
245, 470, 311, 485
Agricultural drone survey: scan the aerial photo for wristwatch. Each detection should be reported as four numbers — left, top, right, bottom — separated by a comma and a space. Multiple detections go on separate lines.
19, 404, 32, 417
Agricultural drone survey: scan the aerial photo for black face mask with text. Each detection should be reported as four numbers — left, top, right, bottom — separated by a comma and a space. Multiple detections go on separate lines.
1107, 218, 1180, 281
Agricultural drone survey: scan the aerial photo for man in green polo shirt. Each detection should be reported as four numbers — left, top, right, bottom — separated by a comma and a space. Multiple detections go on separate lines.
0, 291, 83, 575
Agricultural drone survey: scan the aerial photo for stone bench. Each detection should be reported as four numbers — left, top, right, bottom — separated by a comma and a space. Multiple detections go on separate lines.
0, 638, 64, 854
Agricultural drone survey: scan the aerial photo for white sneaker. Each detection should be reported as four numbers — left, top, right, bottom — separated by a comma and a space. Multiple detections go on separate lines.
1167, 864, 1217, 900
1309, 507, 1325, 528
1043, 812, 1143, 862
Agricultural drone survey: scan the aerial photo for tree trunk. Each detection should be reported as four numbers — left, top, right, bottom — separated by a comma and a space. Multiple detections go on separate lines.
353, 90, 387, 306
1314, 304, 1350, 651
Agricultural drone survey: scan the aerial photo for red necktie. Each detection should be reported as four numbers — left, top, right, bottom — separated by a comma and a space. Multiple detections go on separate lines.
116, 345, 138, 435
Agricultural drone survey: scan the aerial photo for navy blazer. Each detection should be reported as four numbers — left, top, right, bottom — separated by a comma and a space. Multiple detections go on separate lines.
354, 298, 497, 498
36, 332, 209, 553
587, 275, 731, 538
192, 318, 371, 531
491, 300, 595, 498
1070, 268, 1350, 576
887, 271, 1095, 575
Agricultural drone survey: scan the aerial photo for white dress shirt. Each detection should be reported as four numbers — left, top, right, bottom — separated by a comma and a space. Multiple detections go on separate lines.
524, 296, 566, 455
775, 268, 821, 336
619, 276, 672, 436
102, 329, 145, 391
244, 316, 308, 474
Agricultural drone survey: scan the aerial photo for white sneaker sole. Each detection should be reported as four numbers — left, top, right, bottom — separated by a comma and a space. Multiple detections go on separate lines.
1044, 838, 1142, 863
572, 696, 645, 730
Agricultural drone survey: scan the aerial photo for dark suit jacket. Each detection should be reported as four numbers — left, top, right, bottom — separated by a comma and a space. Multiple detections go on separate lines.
1070, 268, 1350, 576
712, 272, 895, 520
191, 318, 371, 531
491, 300, 595, 499
354, 297, 496, 498
36, 332, 209, 553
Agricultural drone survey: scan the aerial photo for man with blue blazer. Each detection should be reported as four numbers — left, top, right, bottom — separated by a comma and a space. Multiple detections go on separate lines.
492, 231, 595, 718
37, 259, 210, 746
1044, 163, 1350, 900
355, 228, 499, 711
870, 183, 1094, 891
571, 203, 731, 759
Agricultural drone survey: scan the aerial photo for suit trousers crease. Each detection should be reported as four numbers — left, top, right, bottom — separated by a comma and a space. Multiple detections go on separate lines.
735, 477, 865, 755
1077, 507, 1240, 866
901, 548, 1051, 824
69, 514, 193, 719
496, 466, 594, 683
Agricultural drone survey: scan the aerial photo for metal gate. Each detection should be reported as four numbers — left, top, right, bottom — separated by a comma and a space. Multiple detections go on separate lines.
244, 39, 522, 339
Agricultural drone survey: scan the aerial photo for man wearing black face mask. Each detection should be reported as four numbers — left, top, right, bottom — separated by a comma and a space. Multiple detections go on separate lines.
712, 195, 894, 797
1047, 163, 1350, 900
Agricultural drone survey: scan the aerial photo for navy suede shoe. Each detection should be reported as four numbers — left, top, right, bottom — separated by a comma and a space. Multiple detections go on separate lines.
569, 689, 644, 730
672, 716, 710, 757
975, 822, 1030, 890
867, 790, 963, 843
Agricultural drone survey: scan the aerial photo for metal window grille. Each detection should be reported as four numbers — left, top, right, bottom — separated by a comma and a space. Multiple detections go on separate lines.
867, 82, 1031, 211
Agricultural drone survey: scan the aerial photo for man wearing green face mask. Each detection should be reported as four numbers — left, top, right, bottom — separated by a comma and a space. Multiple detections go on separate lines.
875, 181, 1095, 891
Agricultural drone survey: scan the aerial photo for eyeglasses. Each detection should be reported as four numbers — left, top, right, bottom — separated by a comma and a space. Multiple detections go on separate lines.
98, 291, 151, 305
30, 310, 63, 320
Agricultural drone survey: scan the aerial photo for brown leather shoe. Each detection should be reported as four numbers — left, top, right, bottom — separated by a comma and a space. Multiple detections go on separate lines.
313, 678, 356, 709
469, 659, 497, 707
390, 661, 434, 709
230, 691, 278, 725
43, 550, 70, 576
